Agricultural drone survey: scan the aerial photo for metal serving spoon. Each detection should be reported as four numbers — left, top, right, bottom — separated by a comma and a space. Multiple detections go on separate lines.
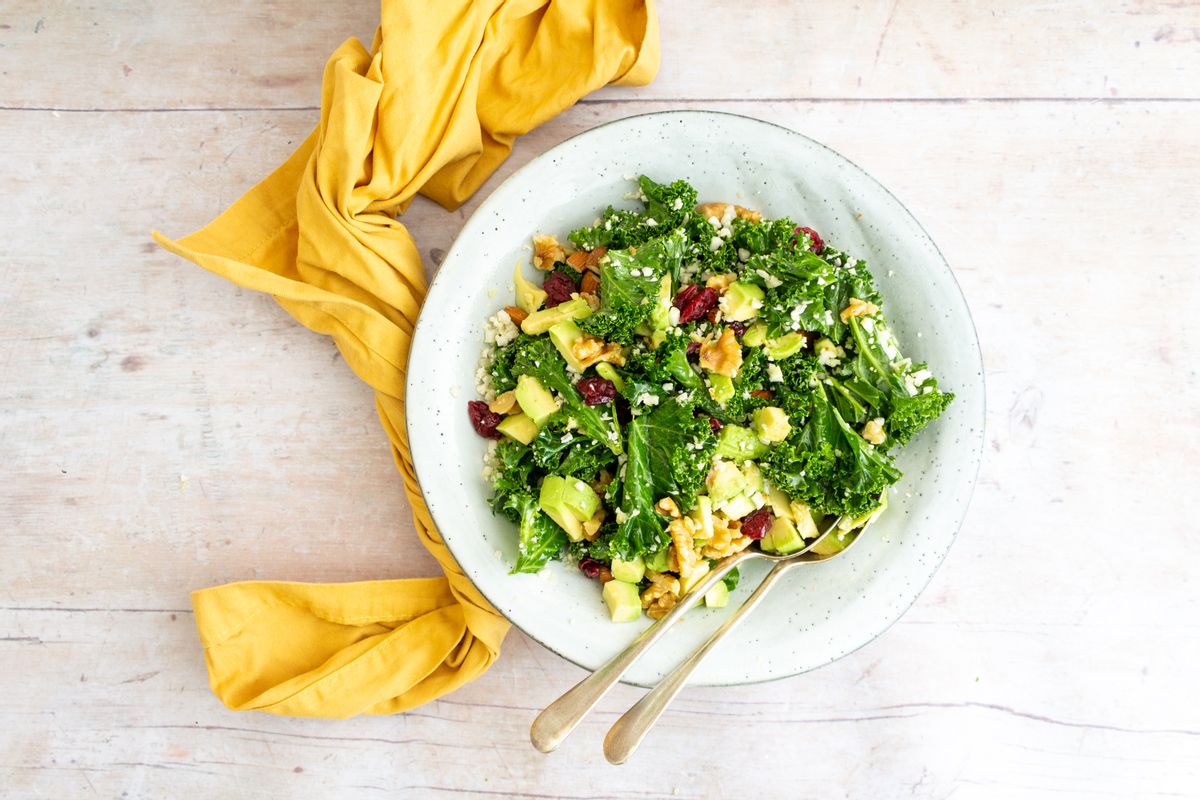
529, 514, 865, 754
602, 523, 870, 763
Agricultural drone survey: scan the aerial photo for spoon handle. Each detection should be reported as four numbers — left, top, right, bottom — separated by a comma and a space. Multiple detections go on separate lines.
529, 550, 752, 753
602, 559, 794, 764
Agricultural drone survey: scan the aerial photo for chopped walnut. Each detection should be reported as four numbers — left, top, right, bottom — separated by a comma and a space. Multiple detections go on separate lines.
839, 297, 880, 324
701, 519, 753, 559
861, 418, 887, 445
591, 469, 613, 495
532, 234, 566, 270
580, 292, 601, 312
580, 270, 600, 295
582, 508, 607, 541
571, 335, 626, 368
641, 571, 681, 619
706, 272, 737, 291
695, 202, 763, 223
488, 391, 518, 415
669, 516, 703, 581
503, 305, 528, 325
699, 328, 743, 378
655, 497, 681, 518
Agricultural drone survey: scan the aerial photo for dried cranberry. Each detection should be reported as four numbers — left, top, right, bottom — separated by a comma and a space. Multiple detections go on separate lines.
578, 556, 603, 579
678, 287, 718, 325
741, 507, 774, 540
794, 226, 824, 254
728, 321, 747, 337
708, 416, 723, 434
467, 400, 503, 439
576, 376, 617, 406
672, 284, 700, 310
543, 271, 578, 307
686, 341, 701, 358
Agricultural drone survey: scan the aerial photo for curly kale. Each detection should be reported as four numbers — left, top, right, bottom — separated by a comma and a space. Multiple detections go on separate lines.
568, 176, 698, 252
580, 230, 687, 345
763, 383, 901, 519
530, 414, 617, 483
503, 490, 567, 574
489, 439, 536, 522
513, 337, 622, 455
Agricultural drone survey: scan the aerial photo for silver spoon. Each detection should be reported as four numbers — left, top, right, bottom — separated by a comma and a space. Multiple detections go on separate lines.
529, 514, 860, 754
602, 522, 871, 763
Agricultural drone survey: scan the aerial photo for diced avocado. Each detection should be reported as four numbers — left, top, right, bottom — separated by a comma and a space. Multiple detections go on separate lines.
595, 362, 625, 391
515, 374, 558, 427
689, 495, 714, 540
560, 476, 600, 522
706, 460, 748, 505
720, 282, 765, 322
810, 529, 850, 556
521, 296, 592, 335
752, 406, 792, 443
789, 500, 820, 540
649, 275, 673, 332
715, 424, 769, 460
603, 580, 643, 623
761, 517, 805, 555
646, 547, 671, 573
766, 484, 792, 519
708, 374, 735, 405
704, 582, 730, 608
718, 493, 757, 520
742, 323, 768, 347
611, 556, 646, 584
765, 332, 806, 360
539, 476, 583, 541
513, 262, 548, 314
496, 413, 538, 445
549, 319, 587, 372
680, 562, 711, 594
741, 462, 763, 494
837, 488, 889, 532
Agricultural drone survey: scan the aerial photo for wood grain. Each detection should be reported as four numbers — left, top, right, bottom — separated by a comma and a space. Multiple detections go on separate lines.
1, 1, 1199, 798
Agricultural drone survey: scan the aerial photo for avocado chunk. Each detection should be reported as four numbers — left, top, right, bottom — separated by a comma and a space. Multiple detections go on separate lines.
764, 331, 806, 360
561, 476, 600, 521
538, 476, 584, 541
595, 362, 625, 391
761, 516, 805, 554
611, 555, 646, 584
514, 374, 559, 427
720, 282, 765, 322
603, 580, 643, 623
689, 495, 714, 540
766, 484, 792, 519
548, 319, 587, 372
715, 424, 769, 460
645, 547, 671, 573
810, 529, 850, 556
718, 493, 757, 520
496, 412, 538, 445
706, 460, 748, 506
521, 296, 593, 335
704, 581, 730, 608
742, 322, 768, 348
513, 262, 548, 314
752, 406, 792, 443
680, 562, 711, 594
741, 461, 764, 494
790, 500, 820, 540
837, 488, 888, 532
708, 373, 735, 405
648, 275, 673, 332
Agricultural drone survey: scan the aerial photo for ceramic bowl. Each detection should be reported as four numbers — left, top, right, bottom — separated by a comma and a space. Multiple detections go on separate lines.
407, 111, 983, 686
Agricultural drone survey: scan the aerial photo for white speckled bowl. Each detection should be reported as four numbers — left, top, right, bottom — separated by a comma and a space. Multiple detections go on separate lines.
407, 111, 984, 687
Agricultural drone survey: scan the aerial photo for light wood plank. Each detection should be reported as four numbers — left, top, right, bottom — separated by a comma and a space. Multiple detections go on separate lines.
1, 95, 1198, 797
2, 1, 1199, 110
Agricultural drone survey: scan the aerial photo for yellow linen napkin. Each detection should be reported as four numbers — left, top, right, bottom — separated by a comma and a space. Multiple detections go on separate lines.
154, 0, 658, 718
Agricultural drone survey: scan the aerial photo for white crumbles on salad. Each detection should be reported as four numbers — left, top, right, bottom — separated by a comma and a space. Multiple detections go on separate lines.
465, 176, 953, 622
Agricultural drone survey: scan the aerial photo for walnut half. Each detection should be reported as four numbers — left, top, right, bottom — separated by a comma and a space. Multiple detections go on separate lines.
699, 328, 743, 378
532, 234, 566, 270
839, 297, 880, 324
571, 335, 626, 368
641, 571, 681, 620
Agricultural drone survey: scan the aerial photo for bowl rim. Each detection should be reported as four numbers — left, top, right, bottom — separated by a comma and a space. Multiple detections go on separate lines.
406, 109, 986, 687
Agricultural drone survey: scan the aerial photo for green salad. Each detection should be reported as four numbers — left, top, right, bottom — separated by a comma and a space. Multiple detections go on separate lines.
466, 176, 953, 622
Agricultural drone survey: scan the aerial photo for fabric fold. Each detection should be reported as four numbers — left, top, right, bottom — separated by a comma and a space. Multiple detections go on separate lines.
154, 0, 658, 717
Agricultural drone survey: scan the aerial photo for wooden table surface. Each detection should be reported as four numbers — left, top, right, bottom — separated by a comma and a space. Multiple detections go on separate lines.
2, 2, 1198, 798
